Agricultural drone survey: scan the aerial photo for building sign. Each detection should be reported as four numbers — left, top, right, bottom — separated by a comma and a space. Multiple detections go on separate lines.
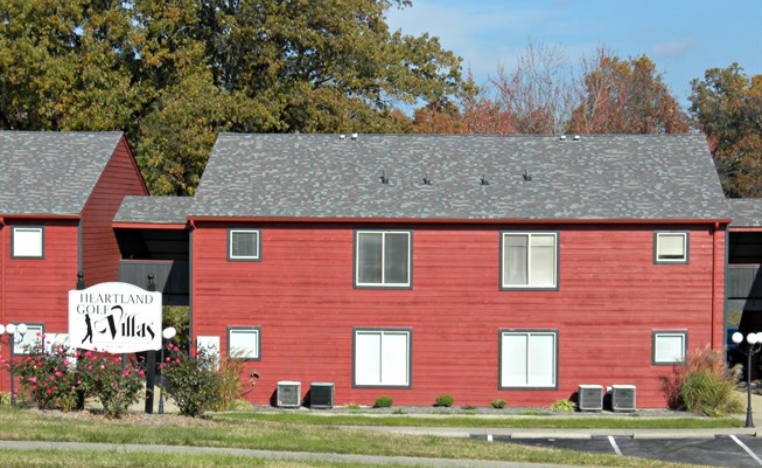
68, 282, 162, 353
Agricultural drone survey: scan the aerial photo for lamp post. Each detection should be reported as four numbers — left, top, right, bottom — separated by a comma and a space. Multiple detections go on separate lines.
0, 323, 28, 407
158, 326, 176, 415
732, 331, 762, 428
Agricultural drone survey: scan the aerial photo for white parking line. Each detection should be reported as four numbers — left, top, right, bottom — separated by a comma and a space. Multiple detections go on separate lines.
730, 434, 762, 466
607, 436, 622, 456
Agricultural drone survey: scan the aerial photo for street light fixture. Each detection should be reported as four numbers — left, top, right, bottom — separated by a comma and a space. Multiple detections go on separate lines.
731, 331, 762, 428
0, 323, 28, 407
158, 326, 177, 415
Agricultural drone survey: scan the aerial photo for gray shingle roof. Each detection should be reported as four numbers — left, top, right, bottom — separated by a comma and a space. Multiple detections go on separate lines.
189, 133, 731, 222
0, 131, 124, 216
728, 199, 762, 227
114, 196, 192, 225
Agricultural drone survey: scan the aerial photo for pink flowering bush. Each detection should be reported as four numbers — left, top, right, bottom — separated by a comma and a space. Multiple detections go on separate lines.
10, 340, 79, 412
76, 351, 145, 419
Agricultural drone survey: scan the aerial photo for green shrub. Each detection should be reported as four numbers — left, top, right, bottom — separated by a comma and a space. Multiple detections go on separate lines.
681, 369, 743, 417
550, 399, 575, 412
662, 343, 742, 416
11, 340, 80, 412
209, 355, 245, 412
161, 343, 221, 417
374, 395, 393, 408
491, 399, 507, 409
435, 394, 454, 407
76, 351, 145, 419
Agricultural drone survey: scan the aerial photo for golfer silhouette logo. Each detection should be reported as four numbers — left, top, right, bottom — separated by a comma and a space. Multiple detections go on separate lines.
82, 314, 93, 344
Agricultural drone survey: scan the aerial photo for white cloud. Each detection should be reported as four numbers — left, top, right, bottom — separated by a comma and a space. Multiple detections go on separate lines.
651, 40, 694, 57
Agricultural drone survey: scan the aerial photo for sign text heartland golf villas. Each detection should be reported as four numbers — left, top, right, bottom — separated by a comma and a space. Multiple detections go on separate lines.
69, 282, 162, 353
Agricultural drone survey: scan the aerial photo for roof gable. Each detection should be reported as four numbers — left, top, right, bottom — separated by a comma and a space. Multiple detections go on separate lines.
189, 133, 731, 222
0, 131, 124, 216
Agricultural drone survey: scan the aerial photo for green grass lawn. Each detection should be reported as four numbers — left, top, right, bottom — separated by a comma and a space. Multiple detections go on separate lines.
0, 408, 731, 468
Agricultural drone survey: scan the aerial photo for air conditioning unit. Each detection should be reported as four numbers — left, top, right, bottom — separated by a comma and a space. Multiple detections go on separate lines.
611, 385, 636, 412
309, 382, 334, 409
277, 381, 301, 408
578, 385, 603, 411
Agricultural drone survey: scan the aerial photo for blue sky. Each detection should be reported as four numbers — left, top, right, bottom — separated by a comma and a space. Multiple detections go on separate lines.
386, 0, 762, 109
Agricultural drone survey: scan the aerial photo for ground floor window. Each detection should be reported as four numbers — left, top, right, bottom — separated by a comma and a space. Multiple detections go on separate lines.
227, 326, 261, 360
353, 328, 411, 387
652, 330, 687, 364
499, 330, 557, 389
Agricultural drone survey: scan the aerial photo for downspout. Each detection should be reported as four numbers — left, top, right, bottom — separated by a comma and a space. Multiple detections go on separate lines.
0, 216, 5, 324
0, 217, 5, 392
188, 219, 196, 350
712, 222, 719, 351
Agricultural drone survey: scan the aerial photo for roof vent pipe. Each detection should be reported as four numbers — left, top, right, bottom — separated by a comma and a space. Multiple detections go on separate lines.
423, 173, 431, 185
480, 174, 489, 186
380, 170, 389, 184
523, 169, 532, 181
573, 135, 581, 141
339, 134, 346, 140
351, 133, 359, 140
559, 135, 567, 141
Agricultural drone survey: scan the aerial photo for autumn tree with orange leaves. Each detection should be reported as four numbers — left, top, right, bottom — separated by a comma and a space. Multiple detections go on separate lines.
567, 50, 689, 134
690, 64, 762, 198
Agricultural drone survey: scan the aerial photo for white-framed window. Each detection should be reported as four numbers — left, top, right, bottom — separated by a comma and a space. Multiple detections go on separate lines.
13, 323, 45, 355
653, 331, 687, 364
12, 226, 44, 259
501, 232, 558, 289
500, 330, 557, 389
355, 230, 411, 287
655, 232, 688, 264
353, 329, 411, 387
228, 229, 260, 261
227, 326, 261, 360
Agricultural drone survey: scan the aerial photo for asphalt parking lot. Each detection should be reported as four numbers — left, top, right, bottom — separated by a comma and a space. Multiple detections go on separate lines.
475, 434, 762, 467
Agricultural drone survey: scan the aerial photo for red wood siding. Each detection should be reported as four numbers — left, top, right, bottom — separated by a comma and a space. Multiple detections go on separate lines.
191, 222, 725, 409
81, 138, 147, 286
0, 219, 79, 392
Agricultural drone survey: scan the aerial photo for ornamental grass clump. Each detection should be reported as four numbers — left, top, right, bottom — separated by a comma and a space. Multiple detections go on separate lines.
76, 350, 145, 419
161, 343, 221, 417
661, 344, 742, 417
9, 339, 79, 412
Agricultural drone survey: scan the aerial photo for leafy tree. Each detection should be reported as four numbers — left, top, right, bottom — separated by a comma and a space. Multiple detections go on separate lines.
689, 64, 762, 198
568, 50, 688, 134
0, 0, 468, 195
411, 101, 462, 134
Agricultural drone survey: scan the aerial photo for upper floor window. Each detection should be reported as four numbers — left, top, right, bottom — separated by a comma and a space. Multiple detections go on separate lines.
12, 227, 44, 259
655, 232, 688, 264
355, 230, 411, 288
501, 232, 558, 289
228, 229, 260, 261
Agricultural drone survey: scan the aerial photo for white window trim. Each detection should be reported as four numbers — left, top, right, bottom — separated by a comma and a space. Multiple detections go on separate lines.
227, 326, 261, 360
655, 232, 688, 264
12, 226, 44, 259
13, 323, 45, 355
228, 229, 261, 261
501, 232, 558, 289
353, 328, 411, 388
499, 330, 558, 389
653, 331, 687, 364
355, 230, 411, 288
